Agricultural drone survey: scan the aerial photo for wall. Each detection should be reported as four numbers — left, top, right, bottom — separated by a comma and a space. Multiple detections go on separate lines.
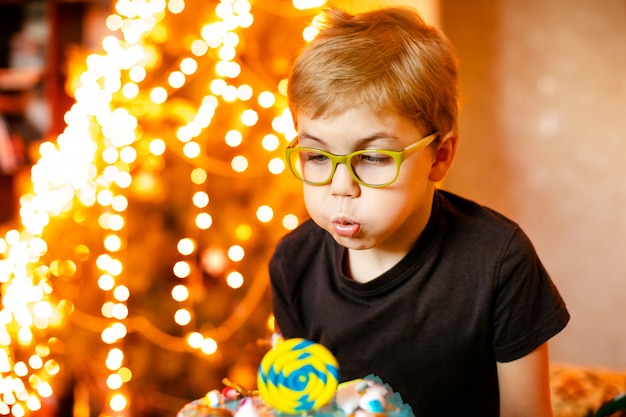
333, 0, 439, 23
441, 0, 626, 368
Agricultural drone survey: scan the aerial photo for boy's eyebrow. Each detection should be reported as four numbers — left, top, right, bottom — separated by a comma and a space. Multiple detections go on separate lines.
298, 132, 402, 148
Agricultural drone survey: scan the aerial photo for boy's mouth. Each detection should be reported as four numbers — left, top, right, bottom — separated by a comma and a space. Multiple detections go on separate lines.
332, 218, 361, 238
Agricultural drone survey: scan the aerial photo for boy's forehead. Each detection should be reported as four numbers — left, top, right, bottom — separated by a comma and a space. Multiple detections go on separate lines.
295, 107, 424, 146
295, 104, 390, 124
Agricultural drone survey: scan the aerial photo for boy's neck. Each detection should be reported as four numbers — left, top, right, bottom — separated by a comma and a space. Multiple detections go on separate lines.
343, 190, 435, 283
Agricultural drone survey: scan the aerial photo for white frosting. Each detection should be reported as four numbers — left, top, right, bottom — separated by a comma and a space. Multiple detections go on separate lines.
235, 398, 262, 417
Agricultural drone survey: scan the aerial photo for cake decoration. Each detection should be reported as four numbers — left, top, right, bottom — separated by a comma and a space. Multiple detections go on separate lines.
257, 338, 339, 414
176, 339, 415, 417
336, 379, 390, 415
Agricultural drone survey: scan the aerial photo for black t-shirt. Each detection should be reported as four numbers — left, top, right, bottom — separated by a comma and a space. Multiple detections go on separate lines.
269, 190, 569, 417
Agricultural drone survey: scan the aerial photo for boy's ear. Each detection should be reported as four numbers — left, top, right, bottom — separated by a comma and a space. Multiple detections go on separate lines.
429, 130, 458, 182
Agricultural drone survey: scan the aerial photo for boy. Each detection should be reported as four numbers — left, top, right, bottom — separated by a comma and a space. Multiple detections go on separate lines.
269, 6, 569, 417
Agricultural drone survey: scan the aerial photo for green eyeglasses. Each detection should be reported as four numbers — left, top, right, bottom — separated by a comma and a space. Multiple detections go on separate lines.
285, 132, 439, 188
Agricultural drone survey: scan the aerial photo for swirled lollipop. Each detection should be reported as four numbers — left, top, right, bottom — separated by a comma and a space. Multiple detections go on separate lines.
257, 338, 340, 414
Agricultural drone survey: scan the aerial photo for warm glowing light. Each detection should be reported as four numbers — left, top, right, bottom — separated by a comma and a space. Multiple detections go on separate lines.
278, 79, 288, 96
201, 22, 226, 47
183, 141, 201, 158
216, 61, 241, 78
258, 91, 275, 108
149, 138, 166, 156
112, 303, 128, 320
226, 271, 244, 289
105, 348, 124, 370
235, 224, 252, 240
237, 84, 253, 101
192, 191, 209, 208
268, 158, 285, 175
174, 309, 192, 325
104, 235, 122, 252
109, 393, 128, 412
187, 332, 203, 349
282, 214, 300, 230
227, 245, 244, 262
37, 381, 53, 397
102, 148, 119, 164
43, 359, 60, 376
261, 134, 279, 151
114, 172, 132, 189
171, 285, 189, 302
201, 337, 218, 355
0, 0, 323, 413
106, 14, 123, 31
111, 195, 128, 212
26, 396, 42, 412
113, 285, 130, 302
120, 146, 137, 163
173, 261, 191, 278
97, 190, 114, 206
102, 301, 115, 318
168, 71, 186, 88
29, 355, 43, 370
97, 255, 123, 276
129, 65, 146, 82
118, 367, 132, 382
11, 403, 25, 417
256, 205, 274, 223
209, 79, 227, 96
18, 328, 34, 345
101, 323, 127, 344
201, 247, 227, 275
122, 82, 139, 98
98, 274, 115, 291
241, 109, 258, 126
177, 238, 196, 255
168, 0, 185, 14
191, 39, 209, 56
225, 130, 243, 147
195, 213, 213, 229
14, 361, 28, 377
215, 3, 232, 20
150, 87, 168, 104
33, 302, 53, 319
106, 373, 123, 389
221, 84, 238, 102
190, 168, 207, 184
107, 214, 125, 231
303, 25, 320, 42
231, 155, 248, 172
218, 45, 236, 61
272, 108, 296, 135
180, 57, 198, 74
223, 31, 240, 47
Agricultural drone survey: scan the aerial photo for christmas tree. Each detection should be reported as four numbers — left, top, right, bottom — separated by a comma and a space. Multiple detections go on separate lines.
0, 0, 331, 415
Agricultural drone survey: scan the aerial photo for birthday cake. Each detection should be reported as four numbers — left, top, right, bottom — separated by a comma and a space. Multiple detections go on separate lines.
177, 338, 415, 417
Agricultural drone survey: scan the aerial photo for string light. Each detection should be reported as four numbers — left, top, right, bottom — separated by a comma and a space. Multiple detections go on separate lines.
0, 0, 327, 414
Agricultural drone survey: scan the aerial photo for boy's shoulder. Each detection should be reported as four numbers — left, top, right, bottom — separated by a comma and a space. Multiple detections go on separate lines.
435, 189, 524, 246
437, 189, 518, 227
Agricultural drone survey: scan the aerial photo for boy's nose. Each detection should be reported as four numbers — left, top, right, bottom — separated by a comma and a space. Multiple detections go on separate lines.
330, 163, 360, 197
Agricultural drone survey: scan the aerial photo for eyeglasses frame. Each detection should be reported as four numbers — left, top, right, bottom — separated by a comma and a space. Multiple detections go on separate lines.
285, 132, 440, 188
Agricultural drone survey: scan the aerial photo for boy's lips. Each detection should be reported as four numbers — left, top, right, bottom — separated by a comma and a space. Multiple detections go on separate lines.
331, 218, 361, 238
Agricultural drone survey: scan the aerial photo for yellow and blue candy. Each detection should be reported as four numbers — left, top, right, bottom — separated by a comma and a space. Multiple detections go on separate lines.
257, 338, 340, 414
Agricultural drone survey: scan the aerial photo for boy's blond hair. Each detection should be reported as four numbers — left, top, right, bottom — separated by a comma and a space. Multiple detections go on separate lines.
288, 6, 459, 137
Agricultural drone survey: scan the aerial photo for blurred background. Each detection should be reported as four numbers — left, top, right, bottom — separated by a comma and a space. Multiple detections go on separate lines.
0, 0, 624, 416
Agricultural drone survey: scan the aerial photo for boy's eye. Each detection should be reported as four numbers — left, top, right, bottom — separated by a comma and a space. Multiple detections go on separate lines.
302, 151, 329, 163
356, 152, 393, 164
